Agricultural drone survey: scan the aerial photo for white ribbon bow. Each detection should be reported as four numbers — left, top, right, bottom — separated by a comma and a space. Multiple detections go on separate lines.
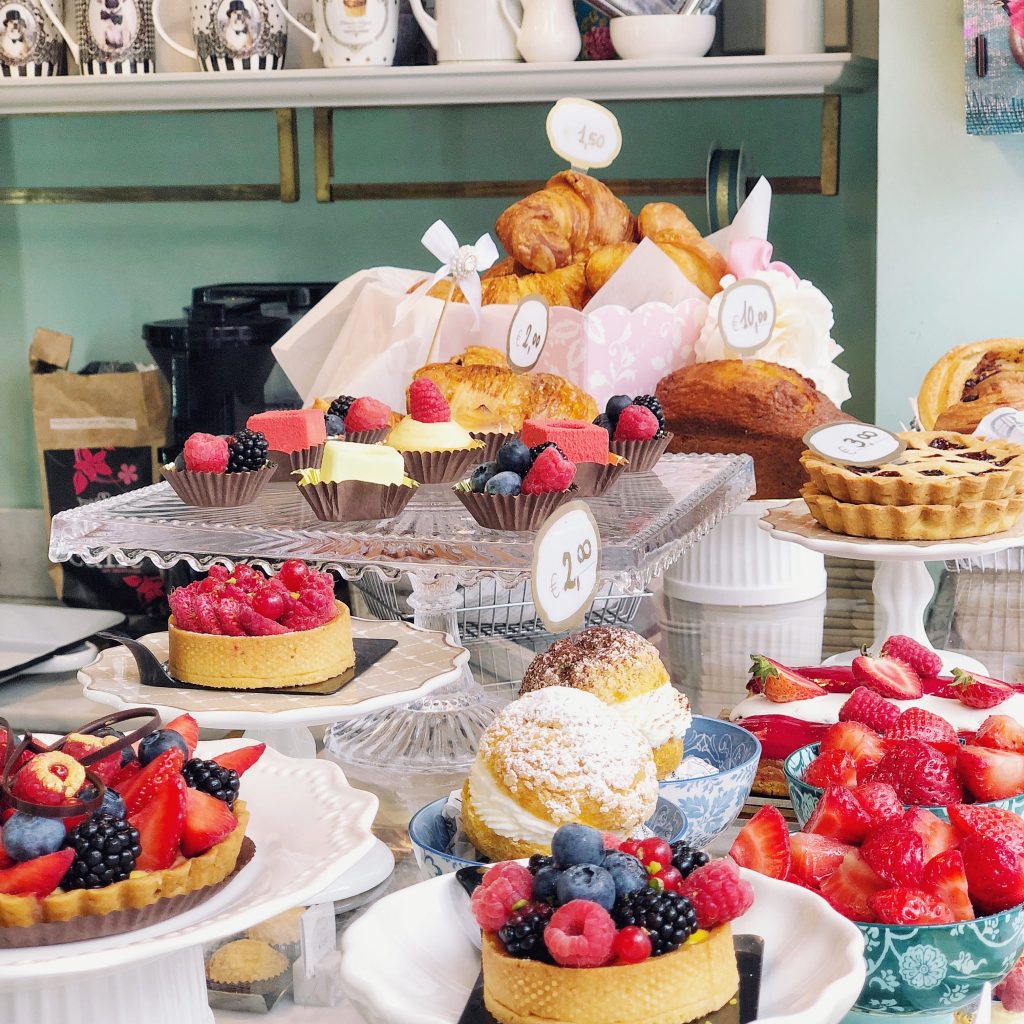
395, 220, 500, 329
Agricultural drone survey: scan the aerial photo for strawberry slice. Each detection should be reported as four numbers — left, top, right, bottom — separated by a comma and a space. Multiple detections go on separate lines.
119, 748, 185, 817
948, 804, 1024, 855
838, 687, 900, 734
861, 825, 925, 887
851, 782, 904, 829
181, 789, 237, 857
803, 750, 858, 789
129, 773, 186, 871
819, 722, 888, 773
789, 833, 853, 889
961, 834, 1024, 915
164, 714, 199, 755
749, 655, 826, 703
820, 849, 886, 921
952, 668, 1014, 709
211, 743, 266, 778
922, 849, 974, 921
869, 739, 963, 805
902, 807, 958, 862
868, 888, 954, 925
728, 805, 792, 879
804, 787, 872, 844
976, 715, 1024, 753
957, 744, 1024, 802
885, 708, 957, 748
0, 849, 75, 897
851, 651, 923, 700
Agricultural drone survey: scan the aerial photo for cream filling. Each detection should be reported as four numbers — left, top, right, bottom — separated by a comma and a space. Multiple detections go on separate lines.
616, 683, 692, 749
467, 761, 562, 846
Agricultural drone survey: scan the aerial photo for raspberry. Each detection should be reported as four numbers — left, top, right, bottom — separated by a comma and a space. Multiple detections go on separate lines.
408, 379, 450, 423
11, 752, 87, 807
236, 604, 288, 637
886, 708, 957, 747
191, 592, 223, 635
996, 956, 1024, 1013
543, 899, 616, 968
680, 857, 754, 930
613, 405, 659, 442
344, 397, 391, 433
869, 740, 963, 805
521, 446, 576, 495
838, 687, 900, 734
471, 863, 534, 932
481, 861, 534, 892
880, 635, 943, 678
168, 587, 200, 632
583, 25, 614, 61
182, 433, 229, 474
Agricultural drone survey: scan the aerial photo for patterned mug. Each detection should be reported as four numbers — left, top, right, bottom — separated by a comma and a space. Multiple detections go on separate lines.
273, 0, 398, 66
153, 0, 287, 69
39, 0, 155, 74
0, 0, 64, 76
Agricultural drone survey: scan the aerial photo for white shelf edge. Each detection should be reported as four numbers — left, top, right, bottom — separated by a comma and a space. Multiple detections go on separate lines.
0, 54, 876, 116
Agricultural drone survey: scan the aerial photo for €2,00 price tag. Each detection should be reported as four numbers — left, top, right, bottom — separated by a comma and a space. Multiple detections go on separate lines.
718, 278, 777, 355
804, 421, 908, 468
532, 500, 601, 634
506, 295, 549, 374
546, 98, 622, 172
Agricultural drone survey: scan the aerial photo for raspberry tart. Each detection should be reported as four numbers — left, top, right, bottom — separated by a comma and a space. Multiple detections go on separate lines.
520, 419, 627, 497
314, 394, 397, 445
471, 823, 751, 1024
594, 394, 673, 473
167, 560, 355, 690
163, 429, 276, 507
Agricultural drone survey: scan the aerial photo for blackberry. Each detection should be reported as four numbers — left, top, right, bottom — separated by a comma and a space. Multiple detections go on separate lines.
182, 758, 239, 807
528, 854, 555, 875
593, 413, 614, 439
632, 395, 665, 430
497, 903, 553, 961
529, 442, 565, 461
62, 814, 140, 890
227, 429, 269, 473
670, 841, 709, 880
612, 888, 697, 956
328, 395, 357, 419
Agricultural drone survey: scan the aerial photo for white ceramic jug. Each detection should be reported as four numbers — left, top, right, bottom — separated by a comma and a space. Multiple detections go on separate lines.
500, 0, 579, 63
407, 0, 518, 63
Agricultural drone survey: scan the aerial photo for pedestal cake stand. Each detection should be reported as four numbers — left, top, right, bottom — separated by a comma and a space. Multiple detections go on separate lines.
759, 500, 1024, 675
49, 454, 755, 771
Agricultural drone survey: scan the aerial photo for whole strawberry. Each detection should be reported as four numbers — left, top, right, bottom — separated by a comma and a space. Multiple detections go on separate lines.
839, 686, 899, 734
880, 635, 942, 678
885, 708, 957, 747
869, 740, 963, 805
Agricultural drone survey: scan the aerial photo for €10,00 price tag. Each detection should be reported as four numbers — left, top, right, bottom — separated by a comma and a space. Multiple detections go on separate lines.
546, 98, 622, 172
506, 295, 549, 373
804, 421, 908, 468
718, 278, 777, 355
532, 500, 601, 634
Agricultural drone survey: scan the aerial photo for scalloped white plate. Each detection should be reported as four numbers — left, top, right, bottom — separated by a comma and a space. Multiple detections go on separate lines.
339, 869, 866, 1024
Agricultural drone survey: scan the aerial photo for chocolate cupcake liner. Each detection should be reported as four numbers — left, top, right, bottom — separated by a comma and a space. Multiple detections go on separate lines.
343, 427, 391, 445
610, 432, 674, 473
453, 482, 577, 531
207, 967, 291, 999
163, 465, 276, 507
287, 445, 325, 478
573, 455, 629, 497
402, 446, 483, 485
297, 478, 417, 522
470, 431, 519, 463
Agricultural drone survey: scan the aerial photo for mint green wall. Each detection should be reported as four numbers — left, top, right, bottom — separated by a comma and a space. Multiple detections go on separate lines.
1, 92, 876, 508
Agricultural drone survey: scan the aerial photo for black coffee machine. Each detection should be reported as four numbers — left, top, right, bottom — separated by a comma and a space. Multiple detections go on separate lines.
144, 282, 334, 459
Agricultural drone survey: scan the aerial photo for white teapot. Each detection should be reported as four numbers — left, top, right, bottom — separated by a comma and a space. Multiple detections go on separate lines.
501, 0, 580, 63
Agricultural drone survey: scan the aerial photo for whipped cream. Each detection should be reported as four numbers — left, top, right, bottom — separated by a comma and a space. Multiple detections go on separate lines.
466, 761, 565, 847
617, 684, 692, 749
730, 691, 1024, 735
696, 269, 851, 407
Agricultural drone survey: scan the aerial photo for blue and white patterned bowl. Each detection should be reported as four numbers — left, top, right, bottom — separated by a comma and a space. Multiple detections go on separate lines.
408, 796, 687, 881
658, 715, 760, 850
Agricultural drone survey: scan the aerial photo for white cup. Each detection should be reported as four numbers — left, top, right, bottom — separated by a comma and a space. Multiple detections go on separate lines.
275, 0, 397, 66
0, 0, 66, 76
39, 0, 156, 74
408, 0, 519, 63
153, 0, 289, 69
764, 0, 824, 56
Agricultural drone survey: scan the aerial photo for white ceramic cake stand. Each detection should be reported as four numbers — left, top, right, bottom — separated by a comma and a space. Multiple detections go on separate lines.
759, 501, 1024, 675
0, 739, 377, 1024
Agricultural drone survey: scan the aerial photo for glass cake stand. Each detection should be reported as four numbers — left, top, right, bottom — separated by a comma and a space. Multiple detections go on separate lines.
49, 454, 755, 771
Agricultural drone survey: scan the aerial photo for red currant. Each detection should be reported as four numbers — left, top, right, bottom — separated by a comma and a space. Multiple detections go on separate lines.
612, 926, 652, 964
252, 588, 286, 621
279, 559, 310, 590
658, 865, 683, 892
619, 839, 643, 858
638, 837, 673, 871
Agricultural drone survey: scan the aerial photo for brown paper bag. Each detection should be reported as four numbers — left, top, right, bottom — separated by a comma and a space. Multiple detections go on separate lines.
30, 329, 171, 616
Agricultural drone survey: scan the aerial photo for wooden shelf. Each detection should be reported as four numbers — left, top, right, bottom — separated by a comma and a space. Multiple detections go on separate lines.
1, 54, 875, 116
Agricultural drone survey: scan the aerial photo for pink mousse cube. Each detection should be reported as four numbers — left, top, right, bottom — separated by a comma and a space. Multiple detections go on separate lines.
246, 409, 326, 454
519, 420, 609, 465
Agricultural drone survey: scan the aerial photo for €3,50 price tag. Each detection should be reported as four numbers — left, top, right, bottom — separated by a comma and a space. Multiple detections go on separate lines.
718, 278, 777, 355
546, 98, 622, 173
804, 421, 908, 468
532, 500, 601, 634
506, 295, 549, 374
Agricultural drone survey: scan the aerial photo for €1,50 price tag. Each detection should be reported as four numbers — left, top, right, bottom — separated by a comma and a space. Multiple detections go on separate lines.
804, 421, 907, 468
718, 278, 777, 354
532, 500, 601, 634
506, 295, 549, 374
546, 98, 622, 172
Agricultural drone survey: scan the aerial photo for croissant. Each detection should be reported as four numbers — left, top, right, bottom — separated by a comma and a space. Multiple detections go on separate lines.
495, 170, 635, 274
638, 202, 728, 290
586, 239, 724, 298
427, 263, 589, 310
918, 339, 1022, 430
448, 346, 509, 368
929, 342, 1024, 432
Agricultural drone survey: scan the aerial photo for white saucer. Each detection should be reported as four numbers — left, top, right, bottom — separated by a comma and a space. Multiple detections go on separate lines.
311, 836, 395, 906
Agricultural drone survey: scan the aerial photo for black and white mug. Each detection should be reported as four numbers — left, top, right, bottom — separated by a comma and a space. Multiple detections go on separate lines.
0, 0, 64, 76
153, 0, 287, 69
40, 0, 155, 74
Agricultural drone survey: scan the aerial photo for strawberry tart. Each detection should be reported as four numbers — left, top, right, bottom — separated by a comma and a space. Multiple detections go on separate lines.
470, 822, 752, 1024
167, 560, 355, 690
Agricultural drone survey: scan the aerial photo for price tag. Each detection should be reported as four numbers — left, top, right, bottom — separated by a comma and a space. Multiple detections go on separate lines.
975, 407, 1024, 443
532, 500, 601, 634
506, 295, 549, 374
804, 421, 908, 468
545, 98, 622, 172
718, 278, 777, 355
299, 902, 337, 979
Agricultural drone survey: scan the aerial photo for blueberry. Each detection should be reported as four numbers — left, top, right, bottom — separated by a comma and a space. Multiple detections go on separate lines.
593, 413, 614, 439
77, 784, 126, 820
470, 461, 499, 494
551, 823, 605, 867
484, 472, 522, 497
95, 726, 136, 767
172, 453, 186, 471
497, 439, 532, 477
138, 729, 188, 767
532, 864, 561, 902
602, 850, 649, 898
2, 813, 65, 862
555, 863, 616, 910
605, 395, 632, 422
324, 413, 346, 436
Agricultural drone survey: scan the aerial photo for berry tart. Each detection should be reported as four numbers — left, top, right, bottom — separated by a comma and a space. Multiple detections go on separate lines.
0, 709, 260, 945
594, 394, 673, 473
471, 823, 751, 1024
314, 394, 395, 445
163, 430, 276, 508
167, 560, 355, 690
520, 419, 627, 497
455, 437, 578, 531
